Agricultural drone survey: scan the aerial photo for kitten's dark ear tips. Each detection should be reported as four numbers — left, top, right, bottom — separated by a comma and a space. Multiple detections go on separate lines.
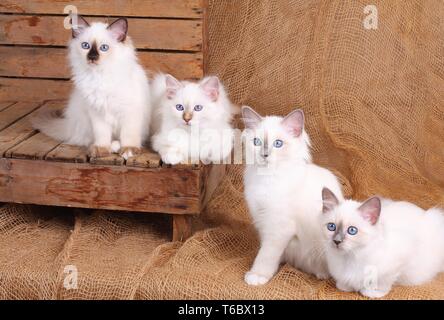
241, 106, 262, 129
71, 15, 89, 38
107, 18, 128, 42
358, 196, 381, 225
322, 187, 339, 213
282, 109, 304, 137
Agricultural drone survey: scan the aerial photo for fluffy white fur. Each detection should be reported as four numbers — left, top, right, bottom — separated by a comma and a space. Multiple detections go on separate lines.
242, 106, 343, 285
321, 189, 444, 298
32, 17, 151, 159
150, 73, 234, 164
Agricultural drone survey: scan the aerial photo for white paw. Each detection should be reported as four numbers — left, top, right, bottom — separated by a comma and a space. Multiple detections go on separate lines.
244, 271, 270, 286
110, 140, 121, 153
315, 272, 330, 280
162, 150, 184, 165
121, 150, 133, 160
360, 288, 390, 298
336, 282, 354, 292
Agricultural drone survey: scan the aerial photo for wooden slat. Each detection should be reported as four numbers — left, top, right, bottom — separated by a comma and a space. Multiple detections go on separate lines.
0, 46, 203, 79
45, 143, 87, 163
126, 149, 161, 168
0, 158, 201, 214
0, 15, 202, 51
0, 0, 204, 19
5, 101, 64, 159
89, 153, 124, 166
0, 78, 71, 101
0, 101, 42, 131
0, 107, 41, 156
0, 101, 15, 112
172, 215, 193, 242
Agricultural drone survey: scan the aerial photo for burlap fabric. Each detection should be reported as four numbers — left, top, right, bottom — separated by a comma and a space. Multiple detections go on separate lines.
0, 0, 443, 299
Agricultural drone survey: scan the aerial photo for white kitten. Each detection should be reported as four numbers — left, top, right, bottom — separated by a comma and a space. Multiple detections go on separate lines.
32, 16, 151, 159
242, 106, 344, 285
321, 188, 444, 298
150, 73, 235, 165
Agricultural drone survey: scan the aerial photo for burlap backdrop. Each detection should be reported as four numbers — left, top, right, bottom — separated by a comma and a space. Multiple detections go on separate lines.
0, 0, 443, 299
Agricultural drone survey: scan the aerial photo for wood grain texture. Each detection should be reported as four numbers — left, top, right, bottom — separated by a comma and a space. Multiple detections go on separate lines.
0, 158, 201, 214
126, 149, 161, 168
0, 101, 42, 131
200, 164, 226, 209
0, 106, 41, 156
45, 143, 87, 163
0, 0, 204, 18
0, 15, 202, 51
172, 215, 193, 241
4, 101, 64, 159
0, 77, 71, 101
0, 46, 203, 79
0, 101, 15, 112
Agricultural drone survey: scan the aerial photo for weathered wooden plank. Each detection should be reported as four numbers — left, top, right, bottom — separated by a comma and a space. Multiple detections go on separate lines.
0, 0, 204, 18
172, 215, 193, 241
89, 153, 124, 166
199, 164, 226, 209
0, 110, 39, 156
0, 15, 202, 51
0, 101, 15, 112
5, 101, 64, 159
126, 148, 161, 168
0, 101, 42, 131
45, 143, 88, 163
0, 78, 71, 101
0, 158, 201, 214
0, 46, 203, 79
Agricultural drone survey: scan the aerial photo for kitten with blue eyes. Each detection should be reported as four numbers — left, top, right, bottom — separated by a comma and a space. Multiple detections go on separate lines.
150, 73, 235, 164
32, 16, 151, 159
321, 188, 444, 298
241, 106, 344, 285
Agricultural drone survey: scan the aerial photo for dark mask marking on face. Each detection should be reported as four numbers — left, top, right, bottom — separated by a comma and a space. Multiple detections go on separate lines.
87, 41, 99, 62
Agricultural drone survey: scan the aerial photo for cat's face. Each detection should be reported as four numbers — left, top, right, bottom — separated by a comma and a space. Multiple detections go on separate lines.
163, 75, 221, 127
241, 107, 310, 166
69, 16, 128, 68
321, 188, 381, 253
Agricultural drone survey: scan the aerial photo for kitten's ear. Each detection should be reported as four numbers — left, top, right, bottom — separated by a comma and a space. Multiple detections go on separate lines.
322, 187, 339, 213
282, 109, 304, 137
71, 15, 89, 38
200, 76, 220, 102
241, 106, 262, 129
165, 74, 182, 99
358, 197, 381, 225
107, 18, 128, 42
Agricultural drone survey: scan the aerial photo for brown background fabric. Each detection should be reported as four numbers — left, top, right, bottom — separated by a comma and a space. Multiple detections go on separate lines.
0, 0, 443, 299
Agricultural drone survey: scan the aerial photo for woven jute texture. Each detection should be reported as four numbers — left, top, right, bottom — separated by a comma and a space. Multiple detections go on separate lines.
0, 0, 443, 299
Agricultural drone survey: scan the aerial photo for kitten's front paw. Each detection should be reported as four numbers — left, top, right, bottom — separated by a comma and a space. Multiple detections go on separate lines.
336, 282, 354, 292
360, 288, 390, 299
162, 150, 185, 165
244, 271, 271, 286
119, 146, 141, 160
89, 145, 112, 158
315, 271, 330, 280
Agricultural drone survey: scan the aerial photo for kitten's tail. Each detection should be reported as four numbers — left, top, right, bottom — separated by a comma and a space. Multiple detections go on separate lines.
31, 108, 70, 142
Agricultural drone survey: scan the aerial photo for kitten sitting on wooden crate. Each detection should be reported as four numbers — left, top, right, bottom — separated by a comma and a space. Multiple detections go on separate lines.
321, 188, 444, 298
150, 74, 235, 165
33, 16, 151, 159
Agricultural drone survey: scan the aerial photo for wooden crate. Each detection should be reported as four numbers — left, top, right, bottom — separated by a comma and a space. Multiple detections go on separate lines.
0, 1, 223, 241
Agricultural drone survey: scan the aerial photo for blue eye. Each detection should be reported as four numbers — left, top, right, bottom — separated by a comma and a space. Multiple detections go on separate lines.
327, 223, 336, 232
253, 138, 262, 146
81, 42, 90, 49
194, 105, 203, 112
347, 226, 358, 235
176, 104, 184, 111
100, 44, 109, 52
273, 139, 283, 148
